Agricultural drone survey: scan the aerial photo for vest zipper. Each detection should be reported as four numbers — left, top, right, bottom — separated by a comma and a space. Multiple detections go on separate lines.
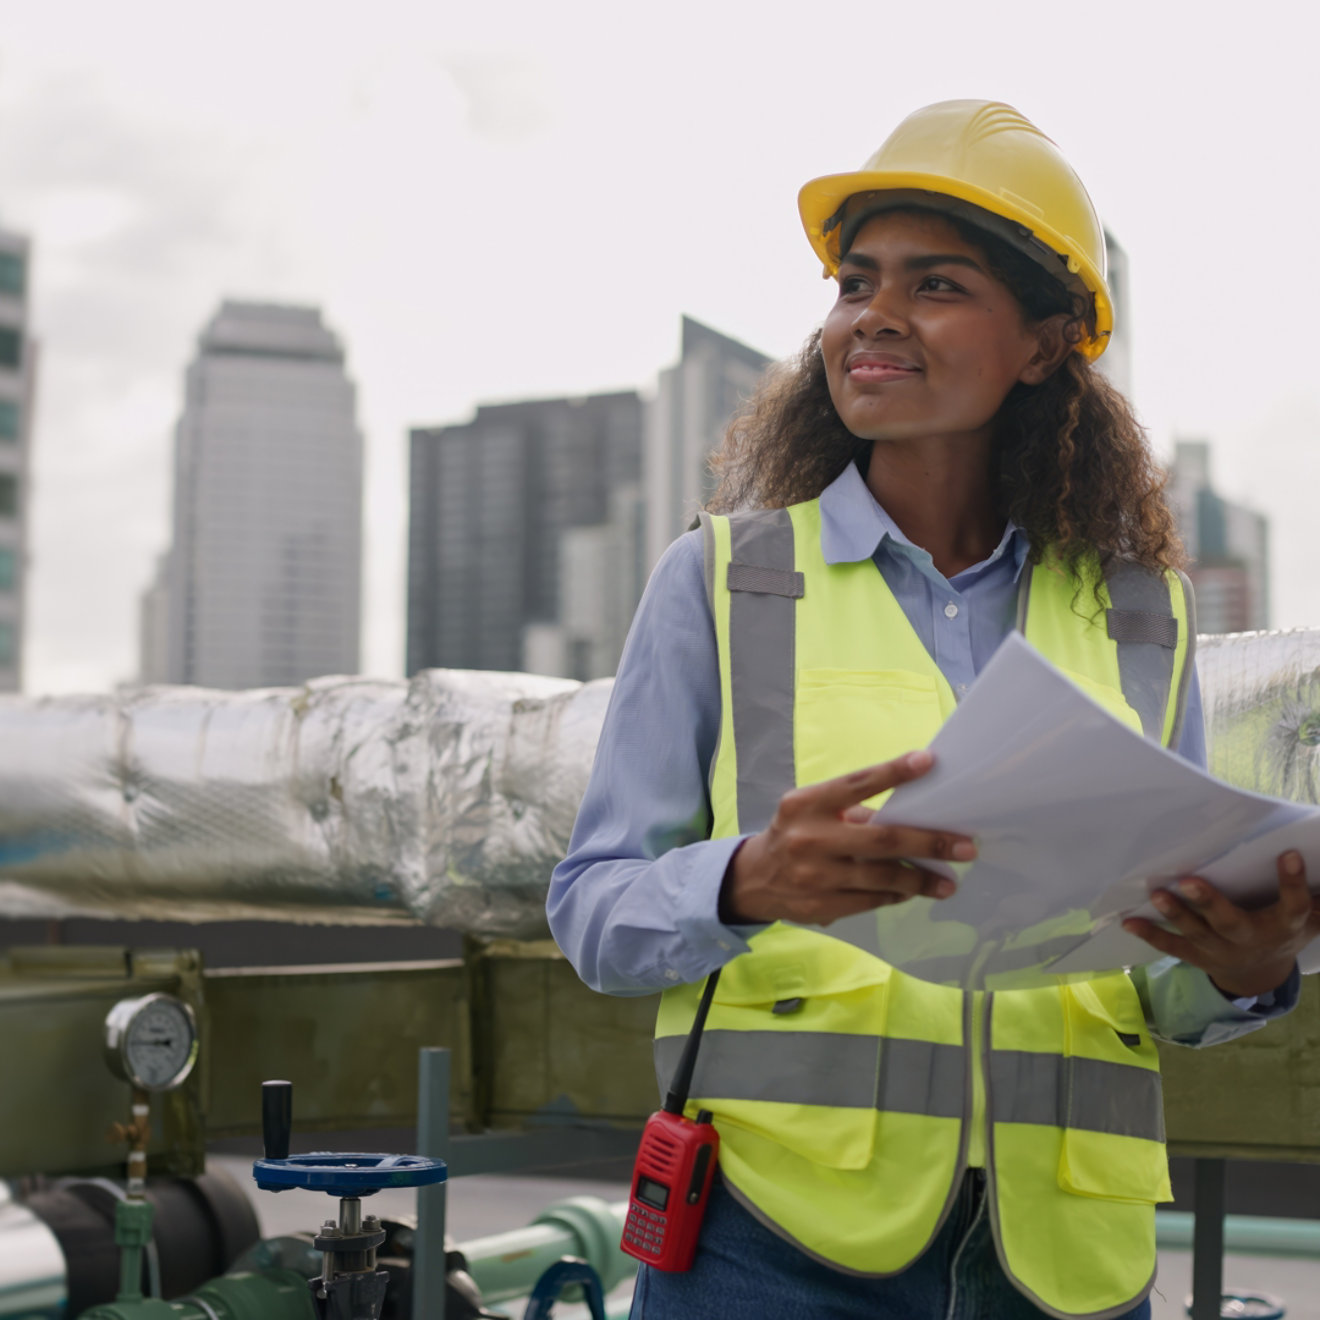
965, 989, 987, 1168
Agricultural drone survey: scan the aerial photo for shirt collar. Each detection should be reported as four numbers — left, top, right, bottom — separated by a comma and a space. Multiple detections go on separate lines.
817, 459, 1030, 582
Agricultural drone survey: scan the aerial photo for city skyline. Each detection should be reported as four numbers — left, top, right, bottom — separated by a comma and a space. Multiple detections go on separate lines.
3, 5, 1318, 691
405, 314, 773, 684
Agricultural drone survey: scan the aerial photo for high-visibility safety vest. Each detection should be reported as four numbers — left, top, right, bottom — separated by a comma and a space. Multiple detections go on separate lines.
654, 497, 1196, 1319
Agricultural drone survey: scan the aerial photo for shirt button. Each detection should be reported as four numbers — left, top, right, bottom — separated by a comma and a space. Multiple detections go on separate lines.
717, 940, 731, 951
956, 683, 968, 697
944, 602, 959, 619
664, 969, 680, 981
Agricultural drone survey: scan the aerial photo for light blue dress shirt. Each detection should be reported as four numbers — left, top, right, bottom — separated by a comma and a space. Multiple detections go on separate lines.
547, 461, 1298, 1044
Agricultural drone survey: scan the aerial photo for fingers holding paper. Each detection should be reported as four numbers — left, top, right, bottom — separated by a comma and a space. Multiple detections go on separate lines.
718, 749, 977, 927
1123, 850, 1320, 998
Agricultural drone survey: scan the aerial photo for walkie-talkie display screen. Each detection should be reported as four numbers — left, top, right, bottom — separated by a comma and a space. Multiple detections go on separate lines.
636, 1175, 670, 1210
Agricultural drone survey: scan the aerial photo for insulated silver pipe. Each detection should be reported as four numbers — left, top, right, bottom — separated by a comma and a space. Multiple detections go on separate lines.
0, 669, 610, 940
1, 631, 1318, 936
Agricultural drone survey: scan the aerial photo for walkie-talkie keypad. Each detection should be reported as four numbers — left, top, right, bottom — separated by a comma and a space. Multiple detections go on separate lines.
624, 1203, 668, 1256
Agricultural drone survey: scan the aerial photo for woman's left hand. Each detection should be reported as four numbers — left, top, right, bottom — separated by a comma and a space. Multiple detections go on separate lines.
1123, 850, 1320, 998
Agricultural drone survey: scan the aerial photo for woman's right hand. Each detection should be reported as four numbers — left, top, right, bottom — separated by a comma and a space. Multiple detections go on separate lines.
718, 749, 975, 926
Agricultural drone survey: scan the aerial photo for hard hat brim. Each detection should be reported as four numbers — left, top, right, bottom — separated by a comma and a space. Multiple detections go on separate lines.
798, 168, 1112, 362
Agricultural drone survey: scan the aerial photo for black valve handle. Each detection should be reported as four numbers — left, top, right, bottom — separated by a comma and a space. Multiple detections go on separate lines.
262, 1080, 293, 1160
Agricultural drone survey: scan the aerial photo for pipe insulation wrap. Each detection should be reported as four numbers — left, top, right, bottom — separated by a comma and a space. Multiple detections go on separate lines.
0, 670, 610, 939
0, 1183, 65, 1318
1, 630, 1318, 936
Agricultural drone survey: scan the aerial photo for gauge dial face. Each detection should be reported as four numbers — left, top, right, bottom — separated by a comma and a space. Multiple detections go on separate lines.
105, 994, 199, 1091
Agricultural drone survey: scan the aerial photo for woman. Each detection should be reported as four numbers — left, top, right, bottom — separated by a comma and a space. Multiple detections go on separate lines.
548, 100, 1319, 1320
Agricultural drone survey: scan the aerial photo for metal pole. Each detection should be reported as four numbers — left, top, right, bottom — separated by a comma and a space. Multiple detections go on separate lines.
1190, 1157, 1226, 1320
414, 1047, 450, 1320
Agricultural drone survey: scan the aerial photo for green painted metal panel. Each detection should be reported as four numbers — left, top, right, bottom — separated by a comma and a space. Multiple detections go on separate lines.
1161, 975, 1320, 1162
0, 948, 206, 1181
204, 959, 470, 1138
3, 940, 1318, 1183
481, 943, 657, 1128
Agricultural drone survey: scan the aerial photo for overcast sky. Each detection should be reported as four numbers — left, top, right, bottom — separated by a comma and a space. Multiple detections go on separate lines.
3, 0, 1318, 692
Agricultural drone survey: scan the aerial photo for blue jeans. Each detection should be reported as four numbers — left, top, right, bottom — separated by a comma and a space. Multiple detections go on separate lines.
630, 1171, 1153, 1319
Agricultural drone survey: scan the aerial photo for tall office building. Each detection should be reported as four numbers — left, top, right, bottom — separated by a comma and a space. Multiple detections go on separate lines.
0, 228, 34, 692
137, 552, 171, 684
159, 302, 362, 688
1167, 439, 1270, 634
408, 391, 643, 680
644, 316, 772, 571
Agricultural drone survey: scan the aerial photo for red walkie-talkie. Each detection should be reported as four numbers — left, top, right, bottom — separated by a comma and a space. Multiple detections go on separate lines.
621, 970, 721, 1273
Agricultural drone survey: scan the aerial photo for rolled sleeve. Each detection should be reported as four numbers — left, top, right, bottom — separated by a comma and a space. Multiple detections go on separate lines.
1133, 957, 1302, 1048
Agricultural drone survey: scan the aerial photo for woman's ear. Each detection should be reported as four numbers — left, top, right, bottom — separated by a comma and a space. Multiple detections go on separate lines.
1018, 313, 1076, 385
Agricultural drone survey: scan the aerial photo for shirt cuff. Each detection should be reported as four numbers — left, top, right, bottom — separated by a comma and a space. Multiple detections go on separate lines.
1141, 957, 1300, 1048
1211, 961, 1301, 1014
1237, 962, 1302, 1016
653, 833, 764, 986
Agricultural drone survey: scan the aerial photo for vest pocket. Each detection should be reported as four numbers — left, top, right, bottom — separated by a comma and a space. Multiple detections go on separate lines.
700, 937, 891, 1171
795, 669, 944, 801
1058, 1129, 1172, 1204
1055, 978, 1171, 1204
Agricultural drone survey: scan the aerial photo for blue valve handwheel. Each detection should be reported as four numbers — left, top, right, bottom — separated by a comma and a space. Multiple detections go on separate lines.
524, 1258, 606, 1320
253, 1152, 447, 1196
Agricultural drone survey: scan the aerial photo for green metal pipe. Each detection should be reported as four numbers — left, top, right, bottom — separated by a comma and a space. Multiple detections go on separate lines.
77, 1198, 632, 1320
1155, 1211, 1320, 1258
79, 1269, 314, 1320
461, 1197, 634, 1304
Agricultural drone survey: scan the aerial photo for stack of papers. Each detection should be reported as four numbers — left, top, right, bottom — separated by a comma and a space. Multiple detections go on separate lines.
820, 634, 1320, 989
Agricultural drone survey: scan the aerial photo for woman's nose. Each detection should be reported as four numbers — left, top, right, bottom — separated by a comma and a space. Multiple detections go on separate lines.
853, 287, 908, 337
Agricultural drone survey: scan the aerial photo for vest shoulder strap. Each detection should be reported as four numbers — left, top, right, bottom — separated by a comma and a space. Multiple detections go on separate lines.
1016, 558, 1196, 748
1103, 561, 1196, 748
699, 506, 802, 834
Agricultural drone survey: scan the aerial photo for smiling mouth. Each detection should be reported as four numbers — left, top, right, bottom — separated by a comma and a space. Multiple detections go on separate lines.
847, 362, 921, 382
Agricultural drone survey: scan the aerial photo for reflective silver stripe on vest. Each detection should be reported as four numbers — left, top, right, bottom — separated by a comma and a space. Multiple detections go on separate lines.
1104, 561, 1178, 744
725, 509, 799, 833
989, 1050, 1165, 1142
654, 1031, 966, 1120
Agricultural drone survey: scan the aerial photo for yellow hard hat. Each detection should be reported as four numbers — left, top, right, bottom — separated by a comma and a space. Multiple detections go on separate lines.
798, 100, 1112, 361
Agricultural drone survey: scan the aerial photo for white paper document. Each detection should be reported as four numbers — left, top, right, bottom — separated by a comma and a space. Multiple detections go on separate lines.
818, 634, 1319, 989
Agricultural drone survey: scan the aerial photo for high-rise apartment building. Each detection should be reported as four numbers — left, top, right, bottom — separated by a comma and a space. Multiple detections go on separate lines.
0, 228, 34, 692
1168, 439, 1270, 634
158, 302, 362, 688
407, 391, 643, 680
644, 316, 772, 571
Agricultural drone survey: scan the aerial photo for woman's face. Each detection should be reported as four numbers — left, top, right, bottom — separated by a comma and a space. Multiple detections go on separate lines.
821, 210, 1054, 448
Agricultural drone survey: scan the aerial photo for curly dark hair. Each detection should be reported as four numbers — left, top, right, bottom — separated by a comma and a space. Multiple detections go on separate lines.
706, 207, 1185, 588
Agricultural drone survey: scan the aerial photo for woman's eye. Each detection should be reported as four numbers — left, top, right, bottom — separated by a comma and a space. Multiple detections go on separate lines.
838, 275, 869, 296
920, 274, 962, 294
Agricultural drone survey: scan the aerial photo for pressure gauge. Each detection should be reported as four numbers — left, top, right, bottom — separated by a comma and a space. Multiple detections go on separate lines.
104, 993, 199, 1092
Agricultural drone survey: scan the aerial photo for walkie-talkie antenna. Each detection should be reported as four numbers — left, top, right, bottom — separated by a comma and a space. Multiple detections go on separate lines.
663, 969, 722, 1116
